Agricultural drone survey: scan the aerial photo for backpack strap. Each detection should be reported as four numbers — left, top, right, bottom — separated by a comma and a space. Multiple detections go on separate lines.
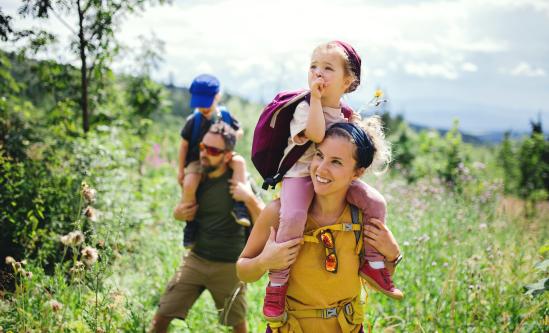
218, 106, 234, 127
190, 106, 233, 148
190, 110, 203, 148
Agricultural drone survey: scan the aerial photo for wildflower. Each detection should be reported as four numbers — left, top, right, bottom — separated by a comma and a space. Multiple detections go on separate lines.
431, 261, 437, 266
81, 182, 97, 204
60, 231, 85, 247
473, 161, 485, 170
416, 234, 430, 243
47, 299, 63, 312
70, 261, 85, 275
374, 89, 383, 98
403, 241, 410, 247
479, 223, 487, 230
83, 206, 97, 222
4, 256, 15, 265
70, 231, 85, 246
81, 247, 98, 266
97, 239, 105, 249
443, 262, 449, 267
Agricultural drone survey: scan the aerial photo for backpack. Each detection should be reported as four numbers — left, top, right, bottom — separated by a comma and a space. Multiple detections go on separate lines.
251, 89, 353, 190
190, 106, 234, 148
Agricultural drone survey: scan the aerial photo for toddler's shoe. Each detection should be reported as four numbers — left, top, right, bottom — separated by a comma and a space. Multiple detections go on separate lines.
183, 220, 198, 249
232, 201, 251, 227
359, 262, 404, 300
263, 283, 288, 322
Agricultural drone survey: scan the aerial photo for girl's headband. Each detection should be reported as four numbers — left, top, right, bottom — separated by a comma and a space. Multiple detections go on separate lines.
332, 41, 361, 86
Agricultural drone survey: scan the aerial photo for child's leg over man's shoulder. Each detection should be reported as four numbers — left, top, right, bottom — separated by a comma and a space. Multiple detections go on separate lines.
229, 153, 247, 183
181, 161, 203, 204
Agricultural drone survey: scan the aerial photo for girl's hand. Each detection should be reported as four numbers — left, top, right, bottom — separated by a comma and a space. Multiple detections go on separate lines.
363, 218, 401, 261
259, 227, 302, 270
229, 179, 254, 203
173, 202, 198, 221
310, 77, 327, 99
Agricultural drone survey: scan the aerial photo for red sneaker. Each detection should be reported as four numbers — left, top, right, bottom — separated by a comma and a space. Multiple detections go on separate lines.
263, 283, 288, 321
359, 262, 404, 300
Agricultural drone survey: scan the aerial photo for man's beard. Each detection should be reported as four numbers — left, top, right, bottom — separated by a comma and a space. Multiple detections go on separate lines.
201, 157, 222, 173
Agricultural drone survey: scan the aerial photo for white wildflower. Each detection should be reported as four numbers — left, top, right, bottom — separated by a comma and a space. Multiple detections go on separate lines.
81, 183, 97, 204
4, 256, 15, 265
60, 231, 85, 247
47, 299, 63, 312
81, 247, 98, 266
83, 206, 97, 222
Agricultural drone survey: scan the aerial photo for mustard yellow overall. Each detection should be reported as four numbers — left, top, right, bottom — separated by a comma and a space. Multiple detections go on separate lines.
269, 205, 365, 333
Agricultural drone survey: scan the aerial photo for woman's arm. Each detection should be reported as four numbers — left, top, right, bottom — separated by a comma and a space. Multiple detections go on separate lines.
364, 218, 401, 275
236, 201, 302, 282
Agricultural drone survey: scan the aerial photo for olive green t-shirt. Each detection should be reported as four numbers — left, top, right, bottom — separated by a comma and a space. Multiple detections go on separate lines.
191, 170, 246, 262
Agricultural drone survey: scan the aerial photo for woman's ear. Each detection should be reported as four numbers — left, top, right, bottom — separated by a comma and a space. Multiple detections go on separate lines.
353, 167, 366, 180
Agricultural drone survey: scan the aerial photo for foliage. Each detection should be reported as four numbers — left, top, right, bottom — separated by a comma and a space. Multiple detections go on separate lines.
14, 0, 168, 132
1, 43, 548, 332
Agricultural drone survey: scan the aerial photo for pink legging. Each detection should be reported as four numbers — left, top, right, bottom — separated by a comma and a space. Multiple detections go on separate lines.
269, 177, 386, 285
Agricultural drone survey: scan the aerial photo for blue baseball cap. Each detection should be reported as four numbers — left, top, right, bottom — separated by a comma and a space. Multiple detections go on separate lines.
189, 74, 220, 108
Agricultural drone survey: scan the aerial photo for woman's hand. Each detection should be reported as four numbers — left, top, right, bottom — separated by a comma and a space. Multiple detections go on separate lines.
363, 218, 400, 262
258, 227, 302, 271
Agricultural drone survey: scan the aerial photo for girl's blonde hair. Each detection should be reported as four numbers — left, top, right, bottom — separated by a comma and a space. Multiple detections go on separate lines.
312, 42, 360, 93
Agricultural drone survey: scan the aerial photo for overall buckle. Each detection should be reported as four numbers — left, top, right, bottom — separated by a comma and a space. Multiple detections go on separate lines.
323, 307, 338, 318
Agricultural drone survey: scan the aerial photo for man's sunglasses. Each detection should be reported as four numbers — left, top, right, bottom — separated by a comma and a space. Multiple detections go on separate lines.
320, 229, 338, 273
199, 143, 226, 156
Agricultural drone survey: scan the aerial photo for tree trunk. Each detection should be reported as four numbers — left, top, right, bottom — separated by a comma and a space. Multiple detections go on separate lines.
77, 0, 89, 133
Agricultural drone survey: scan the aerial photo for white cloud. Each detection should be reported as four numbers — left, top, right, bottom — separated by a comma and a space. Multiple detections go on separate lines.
404, 62, 459, 80
509, 62, 546, 77
461, 62, 478, 72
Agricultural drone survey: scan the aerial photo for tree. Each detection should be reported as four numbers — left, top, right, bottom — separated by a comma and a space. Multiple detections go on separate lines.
17, 0, 167, 133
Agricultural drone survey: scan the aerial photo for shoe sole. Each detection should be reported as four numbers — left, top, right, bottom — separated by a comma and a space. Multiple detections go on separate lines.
360, 274, 404, 300
231, 213, 251, 227
263, 312, 287, 323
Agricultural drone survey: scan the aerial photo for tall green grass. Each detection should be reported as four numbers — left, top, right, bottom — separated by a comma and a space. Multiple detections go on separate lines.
1, 101, 547, 332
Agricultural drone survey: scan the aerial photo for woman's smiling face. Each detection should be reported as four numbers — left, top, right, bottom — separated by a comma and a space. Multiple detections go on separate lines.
310, 136, 360, 197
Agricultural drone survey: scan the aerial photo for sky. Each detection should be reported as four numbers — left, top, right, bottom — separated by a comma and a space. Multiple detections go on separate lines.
2, 0, 549, 133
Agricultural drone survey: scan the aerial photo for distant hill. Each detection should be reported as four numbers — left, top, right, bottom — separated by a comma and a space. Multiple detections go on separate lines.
164, 83, 533, 145
407, 123, 530, 145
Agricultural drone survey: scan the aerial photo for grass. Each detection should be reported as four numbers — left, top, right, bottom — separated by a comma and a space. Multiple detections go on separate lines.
1, 109, 547, 332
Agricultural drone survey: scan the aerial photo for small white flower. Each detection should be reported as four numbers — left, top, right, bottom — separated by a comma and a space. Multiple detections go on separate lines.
4, 256, 15, 265
479, 223, 487, 230
83, 206, 97, 222
47, 299, 63, 312
81, 183, 97, 204
81, 247, 98, 266
60, 231, 85, 247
